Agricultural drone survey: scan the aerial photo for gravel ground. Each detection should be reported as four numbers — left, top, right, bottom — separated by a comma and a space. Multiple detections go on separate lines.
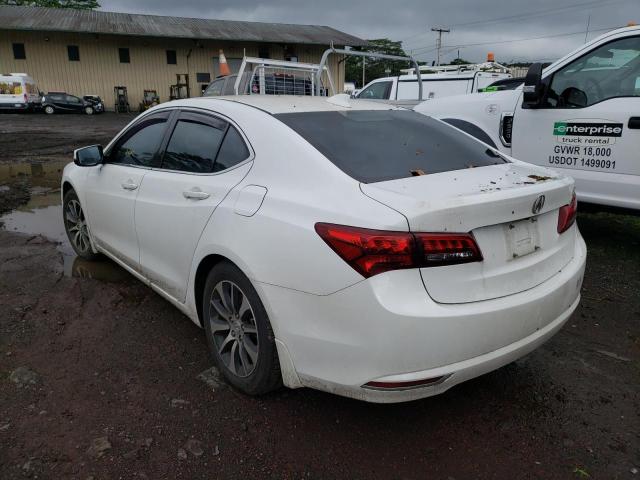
0, 112, 638, 480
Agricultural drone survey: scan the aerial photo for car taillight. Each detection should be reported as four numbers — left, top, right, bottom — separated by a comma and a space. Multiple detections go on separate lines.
557, 192, 577, 234
314, 223, 483, 278
414, 232, 483, 266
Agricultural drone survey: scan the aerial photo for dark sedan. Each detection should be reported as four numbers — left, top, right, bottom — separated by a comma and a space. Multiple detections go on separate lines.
42, 92, 103, 115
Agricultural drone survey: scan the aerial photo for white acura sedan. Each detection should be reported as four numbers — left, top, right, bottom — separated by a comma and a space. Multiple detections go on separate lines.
61, 95, 586, 403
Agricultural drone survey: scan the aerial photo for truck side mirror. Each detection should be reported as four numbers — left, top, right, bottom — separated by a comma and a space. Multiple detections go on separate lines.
74, 145, 103, 167
522, 62, 544, 108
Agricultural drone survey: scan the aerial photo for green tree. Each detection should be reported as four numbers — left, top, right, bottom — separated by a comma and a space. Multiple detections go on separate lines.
449, 58, 472, 65
0, 0, 100, 9
345, 38, 414, 87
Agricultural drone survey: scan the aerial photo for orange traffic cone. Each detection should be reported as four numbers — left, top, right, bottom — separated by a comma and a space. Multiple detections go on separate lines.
219, 49, 231, 77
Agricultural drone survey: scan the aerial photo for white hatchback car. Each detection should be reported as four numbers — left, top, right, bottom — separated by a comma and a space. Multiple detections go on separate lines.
62, 96, 586, 403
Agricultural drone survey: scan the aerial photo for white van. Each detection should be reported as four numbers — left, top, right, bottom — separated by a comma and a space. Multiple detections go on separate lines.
355, 62, 511, 106
0, 73, 40, 111
415, 25, 640, 212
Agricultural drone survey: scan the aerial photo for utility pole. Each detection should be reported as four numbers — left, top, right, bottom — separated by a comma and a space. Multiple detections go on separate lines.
362, 57, 366, 87
584, 14, 591, 43
431, 27, 450, 66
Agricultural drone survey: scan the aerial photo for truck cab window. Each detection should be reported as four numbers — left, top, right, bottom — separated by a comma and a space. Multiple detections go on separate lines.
546, 36, 640, 108
357, 81, 392, 100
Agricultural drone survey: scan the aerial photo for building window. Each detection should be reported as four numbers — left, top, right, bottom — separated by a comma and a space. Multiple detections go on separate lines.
12, 43, 26, 60
166, 50, 177, 65
196, 72, 211, 84
67, 45, 80, 61
119, 47, 130, 63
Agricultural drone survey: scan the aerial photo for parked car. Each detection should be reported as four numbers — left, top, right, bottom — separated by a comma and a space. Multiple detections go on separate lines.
42, 92, 101, 114
82, 95, 105, 113
62, 96, 586, 403
0, 73, 40, 111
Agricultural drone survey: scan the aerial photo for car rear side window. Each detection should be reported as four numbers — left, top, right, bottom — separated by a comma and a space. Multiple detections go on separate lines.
162, 116, 226, 173
274, 110, 508, 183
109, 115, 169, 168
214, 126, 250, 172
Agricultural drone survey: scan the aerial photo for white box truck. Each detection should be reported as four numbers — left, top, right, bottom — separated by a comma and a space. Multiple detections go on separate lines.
415, 26, 640, 212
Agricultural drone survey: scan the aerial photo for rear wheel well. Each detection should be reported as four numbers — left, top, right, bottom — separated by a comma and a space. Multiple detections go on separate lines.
441, 118, 497, 148
194, 254, 230, 326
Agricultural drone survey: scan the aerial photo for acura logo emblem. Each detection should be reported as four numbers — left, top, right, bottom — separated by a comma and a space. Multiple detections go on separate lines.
532, 195, 545, 214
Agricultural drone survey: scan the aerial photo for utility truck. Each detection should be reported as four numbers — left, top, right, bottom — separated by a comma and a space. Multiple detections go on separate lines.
355, 57, 511, 105
415, 25, 640, 212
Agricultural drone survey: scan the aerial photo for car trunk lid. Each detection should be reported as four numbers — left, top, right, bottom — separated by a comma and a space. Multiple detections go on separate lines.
361, 163, 577, 303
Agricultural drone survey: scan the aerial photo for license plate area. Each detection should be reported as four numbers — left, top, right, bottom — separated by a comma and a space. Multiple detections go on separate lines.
505, 217, 539, 259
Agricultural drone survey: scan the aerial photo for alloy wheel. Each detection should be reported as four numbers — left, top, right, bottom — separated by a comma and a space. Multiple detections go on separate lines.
209, 280, 259, 377
65, 199, 91, 254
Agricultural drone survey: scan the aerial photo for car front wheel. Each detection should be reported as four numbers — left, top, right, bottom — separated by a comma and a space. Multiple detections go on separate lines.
63, 190, 98, 261
44, 105, 54, 114
203, 261, 282, 395
84, 106, 94, 115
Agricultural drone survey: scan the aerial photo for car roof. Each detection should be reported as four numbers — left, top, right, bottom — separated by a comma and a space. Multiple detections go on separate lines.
184, 95, 402, 114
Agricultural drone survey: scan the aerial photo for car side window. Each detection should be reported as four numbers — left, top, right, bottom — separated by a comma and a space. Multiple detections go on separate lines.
214, 126, 250, 172
66, 95, 81, 104
203, 78, 225, 97
108, 114, 169, 167
357, 81, 392, 99
162, 113, 226, 173
546, 36, 640, 108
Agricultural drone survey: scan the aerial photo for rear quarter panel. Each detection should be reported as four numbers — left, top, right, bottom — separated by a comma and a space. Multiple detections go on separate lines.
188, 101, 409, 298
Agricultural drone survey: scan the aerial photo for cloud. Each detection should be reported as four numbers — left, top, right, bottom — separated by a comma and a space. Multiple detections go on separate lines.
99, 0, 639, 63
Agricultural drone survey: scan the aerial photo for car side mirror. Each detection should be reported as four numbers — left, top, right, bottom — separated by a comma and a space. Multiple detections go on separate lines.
522, 62, 544, 108
74, 145, 103, 167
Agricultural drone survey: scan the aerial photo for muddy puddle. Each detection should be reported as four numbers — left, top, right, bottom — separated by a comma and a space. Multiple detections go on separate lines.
0, 161, 130, 282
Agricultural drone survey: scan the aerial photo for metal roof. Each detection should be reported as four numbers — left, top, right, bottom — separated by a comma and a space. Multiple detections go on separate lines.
0, 6, 367, 46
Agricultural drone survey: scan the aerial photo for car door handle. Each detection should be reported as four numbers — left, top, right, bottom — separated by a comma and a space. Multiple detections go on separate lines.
628, 117, 640, 129
121, 180, 138, 190
183, 189, 211, 200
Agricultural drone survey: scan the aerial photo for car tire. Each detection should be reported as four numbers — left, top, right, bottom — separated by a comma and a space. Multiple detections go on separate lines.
84, 106, 94, 115
44, 105, 54, 115
202, 261, 282, 395
62, 189, 99, 261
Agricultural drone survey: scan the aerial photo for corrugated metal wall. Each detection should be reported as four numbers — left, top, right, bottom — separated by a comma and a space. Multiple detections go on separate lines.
0, 30, 345, 110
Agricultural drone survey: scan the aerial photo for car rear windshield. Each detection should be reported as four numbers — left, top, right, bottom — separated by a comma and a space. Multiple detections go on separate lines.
274, 110, 508, 183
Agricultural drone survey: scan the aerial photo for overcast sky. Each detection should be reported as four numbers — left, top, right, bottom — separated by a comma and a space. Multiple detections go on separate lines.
99, 0, 639, 63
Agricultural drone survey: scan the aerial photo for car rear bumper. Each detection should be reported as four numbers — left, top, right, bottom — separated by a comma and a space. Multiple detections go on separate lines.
257, 231, 586, 403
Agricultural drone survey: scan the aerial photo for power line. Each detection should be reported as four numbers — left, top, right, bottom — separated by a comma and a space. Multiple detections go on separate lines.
400, 0, 632, 46
408, 24, 621, 55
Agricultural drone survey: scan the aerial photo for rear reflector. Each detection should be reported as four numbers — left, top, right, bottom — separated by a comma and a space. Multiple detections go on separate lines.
557, 192, 577, 234
315, 223, 483, 278
363, 376, 447, 390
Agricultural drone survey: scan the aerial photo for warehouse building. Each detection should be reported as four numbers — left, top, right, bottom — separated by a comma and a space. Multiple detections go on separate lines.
0, 6, 366, 110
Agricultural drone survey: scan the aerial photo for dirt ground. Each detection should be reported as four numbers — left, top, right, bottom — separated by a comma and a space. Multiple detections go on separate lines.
0, 113, 638, 480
